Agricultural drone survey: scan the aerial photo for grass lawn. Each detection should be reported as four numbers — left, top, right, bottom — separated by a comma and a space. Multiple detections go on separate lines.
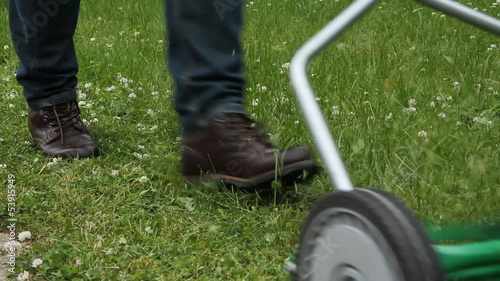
0, 0, 499, 280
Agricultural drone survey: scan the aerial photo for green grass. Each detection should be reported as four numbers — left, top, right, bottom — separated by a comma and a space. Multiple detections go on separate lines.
1, 0, 499, 280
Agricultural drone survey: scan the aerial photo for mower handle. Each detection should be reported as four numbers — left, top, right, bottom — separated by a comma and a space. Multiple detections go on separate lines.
289, 0, 500, 192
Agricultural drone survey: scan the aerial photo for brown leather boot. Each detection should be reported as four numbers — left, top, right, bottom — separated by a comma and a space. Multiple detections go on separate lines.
182, 113, 318, 188
28, 101, 100, 158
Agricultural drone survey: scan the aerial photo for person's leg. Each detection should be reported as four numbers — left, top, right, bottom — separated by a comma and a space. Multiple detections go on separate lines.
9, 0, 99, 158
166, 0, 246, 137
9, 0, 80, 109
166, 0, 317, 188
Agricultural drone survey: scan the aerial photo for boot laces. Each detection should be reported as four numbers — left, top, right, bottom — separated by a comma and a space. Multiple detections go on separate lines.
221, 114, 273, 148
44, 103, 83, 144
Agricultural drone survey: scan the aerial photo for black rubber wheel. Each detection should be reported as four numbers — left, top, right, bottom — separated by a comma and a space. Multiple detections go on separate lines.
296, 188, 445, 281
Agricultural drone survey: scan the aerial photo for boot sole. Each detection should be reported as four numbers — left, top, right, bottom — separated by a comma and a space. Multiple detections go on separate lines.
184, 160, 319, 189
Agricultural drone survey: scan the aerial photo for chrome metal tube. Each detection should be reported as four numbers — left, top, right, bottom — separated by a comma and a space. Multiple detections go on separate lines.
290, 0, 378, 192
415, 0, 500, 35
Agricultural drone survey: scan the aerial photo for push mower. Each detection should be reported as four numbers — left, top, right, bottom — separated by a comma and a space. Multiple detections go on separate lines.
285, 0, 500, 280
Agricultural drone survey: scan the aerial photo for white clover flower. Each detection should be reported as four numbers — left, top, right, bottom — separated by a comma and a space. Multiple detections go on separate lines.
17, 271, 30, 281
429, 101, 436, 108
331, 105, 340, 116
84, 83, 92, 89
281, 62, 291, 69
128, 93, 137, 99
452, 81, 460, 89
418, 130, 428, 138
260, 85, 267, 92
150, 125, 158, 131
438, 112, 446, 118
403, 106, 417, 114
0, 164, 7, 169
111, 170, 119, 177
456, 121, 462, 126
252, 99, 259, 106
472, 116, 481, 123
147, 109, 154, 115
18, 231, 32, 242
32, 258, 43, 268
408, 99, 417, 106
138, 176, 148, 184
90, 37, 96, 42
294, 120, 299, 124
151, 91, 159, 96
385, 113, 393, 120
105, 85, 117, 92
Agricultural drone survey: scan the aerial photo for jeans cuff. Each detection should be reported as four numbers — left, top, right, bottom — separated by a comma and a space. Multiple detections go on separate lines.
200, 103, 246, 127
27, 91, 78, 110
180, 103, 247, 138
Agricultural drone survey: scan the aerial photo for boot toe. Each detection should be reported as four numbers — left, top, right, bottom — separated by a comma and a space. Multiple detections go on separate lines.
43, 145, 100, 159
280, 146, 313, 166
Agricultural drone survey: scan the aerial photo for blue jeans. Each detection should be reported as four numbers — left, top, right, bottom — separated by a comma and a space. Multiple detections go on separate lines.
9, 0, 246, 136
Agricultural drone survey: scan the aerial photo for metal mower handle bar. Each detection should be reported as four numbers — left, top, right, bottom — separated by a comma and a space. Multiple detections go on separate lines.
415, 0, 500, 36
289, 0, 500, 192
